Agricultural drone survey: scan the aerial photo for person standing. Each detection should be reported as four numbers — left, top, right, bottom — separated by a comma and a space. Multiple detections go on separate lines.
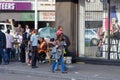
0, 26, 6, 64
20, 29, 28, 63
25, 24, 30, 38
5, 29, 14, 64
25, 24, 30, 34
30, 29, 38, 68
15, 24, 23, 36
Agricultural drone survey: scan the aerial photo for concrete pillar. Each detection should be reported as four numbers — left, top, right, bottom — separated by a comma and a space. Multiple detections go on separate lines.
78, 0, 85, 57
56, 0, 78, 54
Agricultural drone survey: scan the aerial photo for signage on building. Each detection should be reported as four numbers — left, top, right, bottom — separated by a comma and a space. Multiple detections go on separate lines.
21, 12, 36, 21
32, 0, 55, 11
39, 12, 55, 21
0, 2, 31, 11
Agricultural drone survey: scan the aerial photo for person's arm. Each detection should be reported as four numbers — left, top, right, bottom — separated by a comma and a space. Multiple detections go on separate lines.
30, 35, 33, 52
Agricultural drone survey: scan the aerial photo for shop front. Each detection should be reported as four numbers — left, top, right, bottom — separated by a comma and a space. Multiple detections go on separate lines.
0, 1, 56, 29
78, 0, 120, 60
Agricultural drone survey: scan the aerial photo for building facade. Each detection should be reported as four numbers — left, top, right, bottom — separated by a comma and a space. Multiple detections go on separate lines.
56, 0, 120, 60
1, 0, 120, 60
0, 0, 56, 28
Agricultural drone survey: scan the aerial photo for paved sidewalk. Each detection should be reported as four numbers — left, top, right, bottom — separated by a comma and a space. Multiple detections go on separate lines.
0, 62, 120, 80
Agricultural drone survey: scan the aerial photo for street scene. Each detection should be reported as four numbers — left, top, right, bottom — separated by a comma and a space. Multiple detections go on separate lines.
0, 0, 120, 80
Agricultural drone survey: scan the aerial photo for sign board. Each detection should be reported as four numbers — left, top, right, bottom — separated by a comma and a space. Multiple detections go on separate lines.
0, 2, 31, 11
39, 12, 55, 21
32, 0, 55, 11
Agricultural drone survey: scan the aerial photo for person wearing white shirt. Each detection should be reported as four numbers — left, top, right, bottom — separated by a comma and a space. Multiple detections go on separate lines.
6, 29, 14, 64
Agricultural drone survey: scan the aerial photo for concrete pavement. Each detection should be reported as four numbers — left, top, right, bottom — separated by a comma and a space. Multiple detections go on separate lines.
0, 62, 120, 80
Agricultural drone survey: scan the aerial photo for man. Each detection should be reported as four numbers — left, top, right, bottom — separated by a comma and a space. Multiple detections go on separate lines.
15, 24, 23, 36
5, 29, 14, 64
20, 29, 28, 63
0, 26, 6, 64
30, 29, 38, 68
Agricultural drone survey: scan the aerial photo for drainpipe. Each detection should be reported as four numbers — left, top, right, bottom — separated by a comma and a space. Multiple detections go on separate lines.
107, 0, 110, 60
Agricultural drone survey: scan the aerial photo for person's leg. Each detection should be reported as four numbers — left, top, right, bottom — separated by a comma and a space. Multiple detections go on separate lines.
6, 48, 11, 63
0, 48, 3, 64
60, 57, 66, 73
32, 46, 36, 67
42, 53, 46, 63
52, 60, 58, 72
31, 46, 38, 68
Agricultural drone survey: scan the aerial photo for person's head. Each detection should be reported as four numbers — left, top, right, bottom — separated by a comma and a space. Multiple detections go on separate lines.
7, 29, 10, 34
18, 24, 21, 28
32, 29, 38, 35
40, 37, 45, 42
0, 26, 2, 30
112, 18, 117, 23
58, 25, 63, 31
34, 29, 38, 34
25, 25, 29, 29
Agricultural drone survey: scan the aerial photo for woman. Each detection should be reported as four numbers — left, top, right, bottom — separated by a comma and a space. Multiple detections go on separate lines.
56, 25, 63, 37
38, 38, 47, 63
51, 36, 67, 73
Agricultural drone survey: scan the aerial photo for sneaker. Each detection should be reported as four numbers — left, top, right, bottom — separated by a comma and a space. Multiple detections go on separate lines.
28, 63, 31, 66
42, 60, 46, 63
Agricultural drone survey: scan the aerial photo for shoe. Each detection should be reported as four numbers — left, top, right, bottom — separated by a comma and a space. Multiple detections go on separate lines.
28, 63, 31, 66
55, 68, 60, 71
42, 60, 46, 63
62, 71, 67, 74
52, 70, 55, 73
32, 66, 38, 68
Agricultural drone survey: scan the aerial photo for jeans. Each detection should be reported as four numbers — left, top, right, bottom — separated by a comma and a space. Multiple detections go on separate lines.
52, 57, 66, 72
6, 48, 11, 63
0, 48, 4, 64
32, 46, 38, 67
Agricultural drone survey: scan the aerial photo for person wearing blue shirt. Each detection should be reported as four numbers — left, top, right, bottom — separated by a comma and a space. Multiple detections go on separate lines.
30, 29, 38, 68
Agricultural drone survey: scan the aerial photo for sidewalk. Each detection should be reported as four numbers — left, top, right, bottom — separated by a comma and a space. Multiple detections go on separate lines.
0, 61, 120, 80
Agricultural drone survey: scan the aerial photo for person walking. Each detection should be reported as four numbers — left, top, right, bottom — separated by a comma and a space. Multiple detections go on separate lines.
51, 36, 67, 73
0, 26, 6, 64
5, 29, 14, 64
30, 29, 38, 68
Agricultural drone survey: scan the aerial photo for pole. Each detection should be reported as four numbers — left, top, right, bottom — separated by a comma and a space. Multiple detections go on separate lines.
35, 0, 38, 29
107, 0, 110, 60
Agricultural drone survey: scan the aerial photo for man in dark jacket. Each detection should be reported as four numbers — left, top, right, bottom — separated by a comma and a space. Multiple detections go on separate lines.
0, 26, 6, 64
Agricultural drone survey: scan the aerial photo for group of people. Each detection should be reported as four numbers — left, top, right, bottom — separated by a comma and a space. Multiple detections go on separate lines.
0, 24, 69, 73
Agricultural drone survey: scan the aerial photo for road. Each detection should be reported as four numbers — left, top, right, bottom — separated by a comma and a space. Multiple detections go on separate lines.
0, 73, 70, 80
0, 62, 120, 80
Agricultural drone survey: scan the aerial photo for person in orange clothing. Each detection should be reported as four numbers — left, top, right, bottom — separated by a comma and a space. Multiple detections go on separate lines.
38, 37, 47, 63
